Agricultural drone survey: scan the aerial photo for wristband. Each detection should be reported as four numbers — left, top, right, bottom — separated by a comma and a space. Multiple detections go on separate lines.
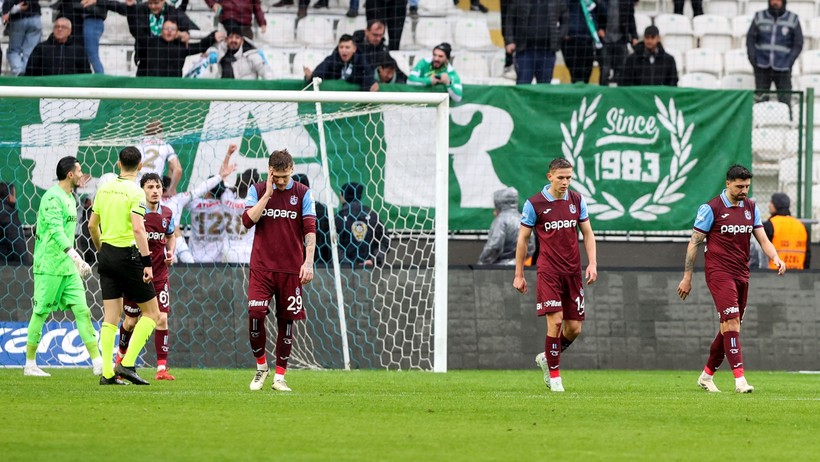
141, 255, 152, 267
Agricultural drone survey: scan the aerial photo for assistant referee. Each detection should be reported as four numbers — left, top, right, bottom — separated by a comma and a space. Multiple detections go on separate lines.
89, 147, 160, 386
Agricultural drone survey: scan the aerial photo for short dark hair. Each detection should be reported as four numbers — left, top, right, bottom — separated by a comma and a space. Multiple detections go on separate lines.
269, 149, 294, 171
140, 172, 163, 189
119, 147, 142, 171
341, 182, 364, 203
0, 182, 13, 201
726, 164, 752, 181
238, 168, 260, 198
338, 34, 355, 45
549, 157, 573, 172
56, 156, 78, 180
375, 52, 397, 69
644, 25, 660, 37
292, 173, 310, 187
366, 19, 385, 30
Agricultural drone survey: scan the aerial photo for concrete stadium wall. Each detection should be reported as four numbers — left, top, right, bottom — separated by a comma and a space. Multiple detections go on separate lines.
1, 265, 818, 371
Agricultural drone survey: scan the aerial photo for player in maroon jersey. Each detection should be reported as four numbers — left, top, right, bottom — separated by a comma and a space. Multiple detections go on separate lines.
117, 173, 177, 380
513, 157, 598, 392
242, 149, 316, 392
677, 164, 785, 393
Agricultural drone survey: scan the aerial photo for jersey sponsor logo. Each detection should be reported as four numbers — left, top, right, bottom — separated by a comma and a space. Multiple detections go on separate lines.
720, 225, 752, 234
722, 306, 740, 315
146, 231, 165, 241
744, 210, 751, 220
543, 219, 578, 231
721, 214, 730, 218
543, 299, 562, 308
124, 304, 141, 316
569, 204, 576, 214
542, 209, 552, 215
290, 195, 298, 205
248, 299, 270, 307
261, 208, 298, 219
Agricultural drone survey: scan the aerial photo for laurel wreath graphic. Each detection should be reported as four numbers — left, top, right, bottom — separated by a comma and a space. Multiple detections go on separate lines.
560, 96, 698, 221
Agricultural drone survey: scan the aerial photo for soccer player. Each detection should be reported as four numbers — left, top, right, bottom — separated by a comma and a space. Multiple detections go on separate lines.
136, 120, 183, 197
117, 173, 177, 381
513, 158, 598, 393
89, 147, 161, 386
222, 167, 259, 263
24, 156, 103, 377
677, 164, 786, 393
242, 149, 316, 392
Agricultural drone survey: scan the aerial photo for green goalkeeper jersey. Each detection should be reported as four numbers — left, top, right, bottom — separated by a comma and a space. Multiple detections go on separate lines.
408, 57, 463, 103
33, 185, 78, 276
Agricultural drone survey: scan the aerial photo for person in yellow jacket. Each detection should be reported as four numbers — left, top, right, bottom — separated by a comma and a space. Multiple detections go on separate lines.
763, 193, 810, 270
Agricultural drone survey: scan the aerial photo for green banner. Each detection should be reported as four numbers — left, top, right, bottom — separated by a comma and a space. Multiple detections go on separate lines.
0, 76, 752, 232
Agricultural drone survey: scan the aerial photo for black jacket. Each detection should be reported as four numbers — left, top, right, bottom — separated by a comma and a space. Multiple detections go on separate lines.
352, 29, 388, 69
504, 0, 569, 53
136, 32, 218, 77
335, 201, 388, 266
2, 0, 41, 22
98, 0, 198, 42
24, 34, 91, 76
0, 199, 30, 265
311, 49, 375, 91
621, 42, 678, 86
596, 0, 638, 44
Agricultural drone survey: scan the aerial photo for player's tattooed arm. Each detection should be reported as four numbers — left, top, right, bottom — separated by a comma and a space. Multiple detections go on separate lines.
304, 232, 316, 265
684, 232, 706, 273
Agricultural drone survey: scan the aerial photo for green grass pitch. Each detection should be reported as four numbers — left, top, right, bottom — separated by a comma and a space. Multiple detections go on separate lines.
1, 369, 819, 461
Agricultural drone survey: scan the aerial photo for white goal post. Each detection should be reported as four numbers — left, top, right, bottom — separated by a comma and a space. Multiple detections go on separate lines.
0, 85, 450, 372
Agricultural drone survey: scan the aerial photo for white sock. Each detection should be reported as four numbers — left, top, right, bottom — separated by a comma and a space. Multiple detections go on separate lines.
257, 363, 269, 371
700, 371, 714, 380
157, 365, 166, 371
25, 358, 37, 368
274, 373, 285, 381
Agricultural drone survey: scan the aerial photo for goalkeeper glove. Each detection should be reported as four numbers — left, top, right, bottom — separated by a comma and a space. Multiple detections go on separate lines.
66, 248, 92, 278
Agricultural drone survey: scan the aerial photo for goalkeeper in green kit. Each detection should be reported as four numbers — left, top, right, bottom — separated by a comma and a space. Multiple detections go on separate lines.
24, 156, 103, 377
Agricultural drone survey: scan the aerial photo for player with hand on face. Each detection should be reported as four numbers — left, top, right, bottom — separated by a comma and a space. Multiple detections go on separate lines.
243, 149, 316, 392
116, 173, 177, 381
514, 157, 598, 393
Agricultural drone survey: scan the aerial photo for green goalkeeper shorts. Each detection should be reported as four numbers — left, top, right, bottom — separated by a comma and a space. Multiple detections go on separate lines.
33, 273, 88, 316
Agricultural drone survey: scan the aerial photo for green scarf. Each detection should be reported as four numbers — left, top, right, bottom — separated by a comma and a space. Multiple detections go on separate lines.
581, 0, 603, 49
149, 6, 166, 37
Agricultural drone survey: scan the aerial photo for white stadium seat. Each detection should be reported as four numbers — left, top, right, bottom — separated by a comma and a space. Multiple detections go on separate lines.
634, 13, 653, 39
798, 74, 820, 91
261, 49, 294, 79
101, 13, 132, 44
256, 14, 297, 47
656, 14, 695, 54
721, 73, 756, 89
98, 45, 134, 77
684, 47, 723, 76
296, 16, 335, 48
693, 14, 733, 52
419, 0, 456, 16
731, 15, 754, 48
801, 49, 820, 75
753, 101, 793, 127
752, 127, 787, 161
745, 0, 768, 15
335, 16, 368, 41
665, 47, 684, 76
452, 18, 494, 51
705, 0, 740, 17
293, 48, 331, 74
413, 17, 452, 49
186, 11, 218, 32
452, 52, 490, 83
678, 72, 719, 89
724, 48, 753, 75
389, 50, 414, 76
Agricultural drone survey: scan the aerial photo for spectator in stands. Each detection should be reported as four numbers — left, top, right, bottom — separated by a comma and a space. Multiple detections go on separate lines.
305, 34, 378, 92
24, 17, 91, 76
0, 182, 31, 265
747, 0, 803, 105
346, 0, 359, 18
478, 187, 534, 265
563, 0, 600, 83
620, 25, 678, 87
455, 0, 489, 13
135, 19, 223, 77
293, 173, 331, 265
81, 0, 199, 48
409, 43, 463, 102
763, 193, 810, 270
596, 0, 637, 86
2, 0, 42, 76
353, 19, 388, 67
504, 0, 568, 85
271, 0, 323, 20
336, 182, 388, 267
205, 0, 265, 40
205, 26, 273, 79
374, 52, 407, 84
366, 0, 407, 50
82, 1, 107, 73
674, 0, 702, 17
500, 0, 514, 78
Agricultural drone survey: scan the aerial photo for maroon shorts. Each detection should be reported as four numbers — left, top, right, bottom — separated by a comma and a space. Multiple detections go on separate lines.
536, 272, 585, 321
124, 279, 170, 317
705, 271, 748, 322
246, 269, 306, 321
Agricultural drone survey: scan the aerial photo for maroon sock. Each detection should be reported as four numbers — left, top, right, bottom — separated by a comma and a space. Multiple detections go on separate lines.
545, 336, 561, 378
704, 331, 724, 375
154, 329, 169, 366
723, 331, 744, 378
559, 332, 574, 352
249, 315, 267, 360
118, 324, 132, 356
275, 319, 294, 372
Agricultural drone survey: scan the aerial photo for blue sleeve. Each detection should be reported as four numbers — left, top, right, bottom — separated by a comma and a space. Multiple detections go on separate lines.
245, 186, 259, 207
754, 205, 762, 227
303, 189, 316, 217
166, 215, 175, 234
520, 200, 536, 227
693, 204, 714, 232
579, 196, 589, 221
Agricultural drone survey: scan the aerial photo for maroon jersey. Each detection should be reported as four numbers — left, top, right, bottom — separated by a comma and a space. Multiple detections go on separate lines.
244, 180, 316, 274
695, 194, 761, 281
145, 204, 174, 282
523, 189, 588, 275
